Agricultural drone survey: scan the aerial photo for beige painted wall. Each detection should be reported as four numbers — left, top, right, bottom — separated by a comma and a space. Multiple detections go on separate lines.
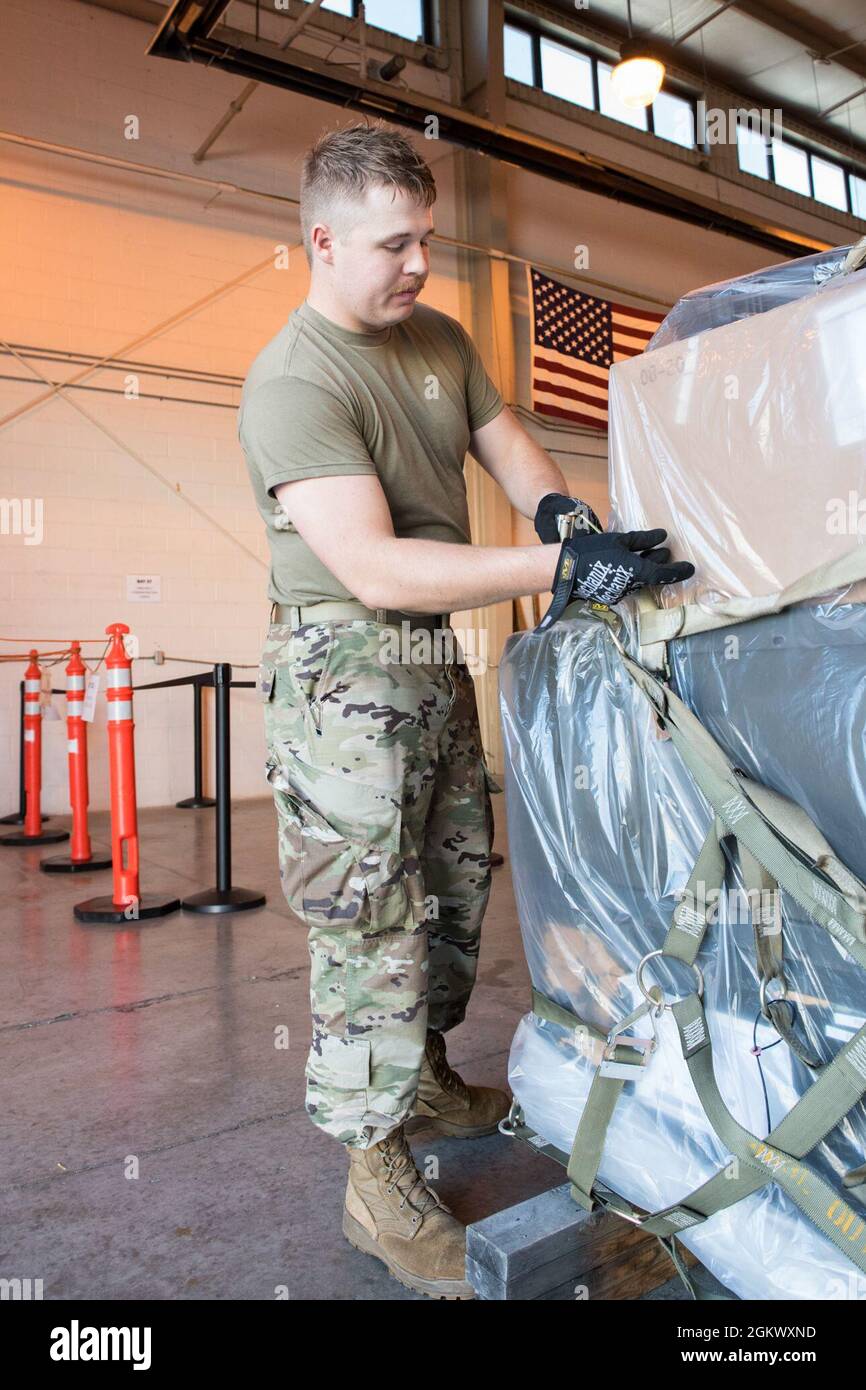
1, 0, 861, 808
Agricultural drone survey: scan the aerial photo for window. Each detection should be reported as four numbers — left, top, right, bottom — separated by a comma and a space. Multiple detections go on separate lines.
540, 36, 594, 110
597, 60, 648, 130
504, 25, 535, 85
364, 0, 425, 42
305, 0, 426, 42
505, 23, 697, 147
652, 89, 695, 147
812, 155, 847, 211
772, 138, 811, 196
737, 122, 866, 216
736, 122, 770, 179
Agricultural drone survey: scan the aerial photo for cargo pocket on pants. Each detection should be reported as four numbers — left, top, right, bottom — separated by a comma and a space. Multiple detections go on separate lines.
265, 752, 368, 929
306, 1033, 371, 1089
304, 1033, 373, 1143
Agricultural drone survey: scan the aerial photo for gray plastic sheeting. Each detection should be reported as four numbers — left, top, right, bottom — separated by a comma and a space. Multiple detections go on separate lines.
501, 602, 866, 1301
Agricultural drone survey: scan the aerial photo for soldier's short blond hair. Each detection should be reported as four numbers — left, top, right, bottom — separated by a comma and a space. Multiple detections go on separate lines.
300, 121, 436, 262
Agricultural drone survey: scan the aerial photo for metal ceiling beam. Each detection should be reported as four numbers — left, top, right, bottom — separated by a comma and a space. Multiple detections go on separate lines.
529, 1, 866, 156
730, 1, 866, 84
146, 2, 832, 258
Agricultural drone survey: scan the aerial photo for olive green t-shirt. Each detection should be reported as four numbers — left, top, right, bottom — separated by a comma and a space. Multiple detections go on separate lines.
238, 299, 504, 606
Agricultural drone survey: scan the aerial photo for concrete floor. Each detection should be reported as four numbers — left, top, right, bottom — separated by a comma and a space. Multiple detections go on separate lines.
0, 793, 726, 1301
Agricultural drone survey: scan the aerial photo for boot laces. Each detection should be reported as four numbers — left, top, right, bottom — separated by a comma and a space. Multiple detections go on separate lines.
426, 1029, 471, 1105
379, 1130, 442, 1219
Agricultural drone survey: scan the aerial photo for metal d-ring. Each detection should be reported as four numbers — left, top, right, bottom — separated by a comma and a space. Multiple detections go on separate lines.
759, 973, 789, 1019
637, 949, 704, 1011
498, 1097, 522, 1138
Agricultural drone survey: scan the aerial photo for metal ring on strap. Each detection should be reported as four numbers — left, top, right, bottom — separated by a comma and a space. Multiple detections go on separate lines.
498, 1097, 523, 1138
637, 949, 704, 1011
759, 973, 789, 1018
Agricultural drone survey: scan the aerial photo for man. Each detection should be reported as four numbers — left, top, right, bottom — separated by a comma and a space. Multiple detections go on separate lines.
239, 121, 693, 1300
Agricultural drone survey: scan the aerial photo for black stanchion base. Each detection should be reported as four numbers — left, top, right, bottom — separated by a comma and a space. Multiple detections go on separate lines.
181, 886, 266, 915
73, 893, 181, 923
175, 796, 216, 809
41, 851, 114, 874
0, 812, 51, 824
0, 827, 68, 846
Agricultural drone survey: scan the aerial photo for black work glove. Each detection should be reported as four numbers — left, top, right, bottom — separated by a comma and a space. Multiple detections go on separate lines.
534, 492, 602, 544
537, 528, 695, 631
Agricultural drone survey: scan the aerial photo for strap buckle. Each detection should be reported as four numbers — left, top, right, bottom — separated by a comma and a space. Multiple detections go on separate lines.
591, 1180, 647, 1225
598, 997, 661, 1079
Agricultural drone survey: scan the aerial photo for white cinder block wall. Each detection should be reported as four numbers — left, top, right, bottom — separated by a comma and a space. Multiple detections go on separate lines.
0, 0, 468, 811
2, 0, 861, 812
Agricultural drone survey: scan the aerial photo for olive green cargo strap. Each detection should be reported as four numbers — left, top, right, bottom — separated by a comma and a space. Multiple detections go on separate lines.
531, 975, 866, 1266
530, 986, 661, 1212
738, 843, 823, 1069
618, 646, 866, 965
667, 993, 866, 1275
619, 646, 866, 1246
529, 986, 649, 1071
528, 634, 866, 1270
637, 542, 866, 661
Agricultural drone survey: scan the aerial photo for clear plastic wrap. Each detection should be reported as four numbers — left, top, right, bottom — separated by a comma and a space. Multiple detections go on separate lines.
609, 263, 866, 610
502, 246, 866, 1300
646, 246, 851, 350
501, 610, 866, 1301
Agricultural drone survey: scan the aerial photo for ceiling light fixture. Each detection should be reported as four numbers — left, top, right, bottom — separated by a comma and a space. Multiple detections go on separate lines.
611, 0, 666, 108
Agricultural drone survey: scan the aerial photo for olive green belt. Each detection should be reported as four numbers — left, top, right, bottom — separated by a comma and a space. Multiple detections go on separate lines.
270, 600, 450, 633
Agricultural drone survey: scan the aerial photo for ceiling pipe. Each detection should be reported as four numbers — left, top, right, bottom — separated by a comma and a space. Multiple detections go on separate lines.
191, 0, 328, 162
146, 6, 831, 257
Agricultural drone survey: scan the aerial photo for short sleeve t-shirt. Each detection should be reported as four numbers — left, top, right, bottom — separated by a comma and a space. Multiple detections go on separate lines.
238, 299, 504, 606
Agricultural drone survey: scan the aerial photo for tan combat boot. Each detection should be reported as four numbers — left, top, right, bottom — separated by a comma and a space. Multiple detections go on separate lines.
342, 1124, 475, 1300
405, 1028, 511, 1139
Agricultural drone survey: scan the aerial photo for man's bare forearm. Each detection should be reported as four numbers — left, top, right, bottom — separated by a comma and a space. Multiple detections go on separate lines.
469, 406, 571, 518
504, 446, 570, 520
357, 538, 560, 613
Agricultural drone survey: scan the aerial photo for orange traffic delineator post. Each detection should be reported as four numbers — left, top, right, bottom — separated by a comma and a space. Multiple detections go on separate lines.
0, 681, 53, 826
0, 650, 69, 848
74, 623, 180, 923
41, 642, 112, 874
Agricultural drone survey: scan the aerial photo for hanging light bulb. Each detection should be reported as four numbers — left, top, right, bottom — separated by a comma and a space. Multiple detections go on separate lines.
611, 37, 666, 108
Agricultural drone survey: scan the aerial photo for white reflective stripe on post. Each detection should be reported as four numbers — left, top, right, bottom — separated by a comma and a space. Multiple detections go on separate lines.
68, 738, 79, 754
24, 701, 41, 715
66, 698, 84, 711
106, 668, 131, 689
66, 675, 86, 691
106, 700, 133, 720
24, 679, 41, 693
24, 729, 35, 742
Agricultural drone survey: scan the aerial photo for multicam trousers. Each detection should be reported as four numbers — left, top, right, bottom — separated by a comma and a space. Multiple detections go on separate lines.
259, 618, 497, 1149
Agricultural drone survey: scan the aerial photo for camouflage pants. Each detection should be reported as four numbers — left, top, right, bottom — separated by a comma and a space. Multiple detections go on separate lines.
259, 619, 496, 1149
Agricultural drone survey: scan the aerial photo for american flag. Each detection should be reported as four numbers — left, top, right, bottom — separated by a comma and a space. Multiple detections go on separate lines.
529, 267, 666, 431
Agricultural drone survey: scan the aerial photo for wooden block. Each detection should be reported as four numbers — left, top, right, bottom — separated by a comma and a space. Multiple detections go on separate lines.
466, 1181, 703, 1301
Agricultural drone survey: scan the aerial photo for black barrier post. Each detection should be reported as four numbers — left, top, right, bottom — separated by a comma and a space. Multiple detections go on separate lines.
181, 663, 265, 914
176, 675, 216, 809
1, 680, 52, 826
